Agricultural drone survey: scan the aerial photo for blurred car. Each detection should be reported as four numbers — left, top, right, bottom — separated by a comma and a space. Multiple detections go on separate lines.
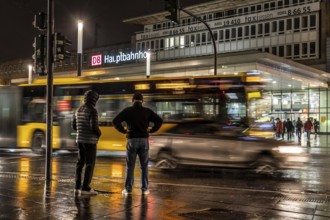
149, 120, 308, 174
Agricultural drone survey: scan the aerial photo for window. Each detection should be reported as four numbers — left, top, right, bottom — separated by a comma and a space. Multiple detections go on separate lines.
310, 15, 316, 30
251, 6, 256, 13
238, 8, 243, 15
213, 31, 218, 41
292, 0, 298, 5
207, 32, 212, 43
151, 41, 154, 49
251, 25, 256, 38
237, 27, 243, 40
270, 2, 276, 9
279, 46, 284, 57
202, 32, 206, 44
265, 23, 270, 36
225, 29, 230, 41
272, 21, 277, 33
226, 9, 235, 18
284, 0, 290, 6
302, 16, 308, 30
185, 35, 190, 47
155, 40, 159, 50
294, 44, 300, 58
244, 7, 249, 14
264, 3, 269, 10
244, 26, 250, 39
272, 46, 277, 55
279, 20, 284, 34
278, 0, 284, 8
286, 45, 292, 57
310, 42, 316, 55
179, 36, 185, 48
294, 17, 300, 32
302, 43, 308, 57
231, 28, 236, 39
190, 35, 195, 47
256, 24, 262, 36
286, 19, 292, 31
196, 33, 201, 46
256, 5, 262, 12
219, 30, 224, 42
215, 12, 223, 19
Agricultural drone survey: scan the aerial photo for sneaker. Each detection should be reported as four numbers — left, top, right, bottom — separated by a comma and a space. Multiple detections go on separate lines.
122, 189, 132, 195
81, 188, 98, 195
142, 189, 150, 195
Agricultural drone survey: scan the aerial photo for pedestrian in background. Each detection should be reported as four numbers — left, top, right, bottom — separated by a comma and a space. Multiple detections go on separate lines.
113, 92, 163, 195
72, 90, 101, 195
313, 119, 319, 136
275, 118, 283, 139
285, 118, 294, 141
296, 117, 303, 142
304, 118, 313, 142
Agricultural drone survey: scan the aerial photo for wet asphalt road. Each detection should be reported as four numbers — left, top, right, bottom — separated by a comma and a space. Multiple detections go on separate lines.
0, 135, 330, 219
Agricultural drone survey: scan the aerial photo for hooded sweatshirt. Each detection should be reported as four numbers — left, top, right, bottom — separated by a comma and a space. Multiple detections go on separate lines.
72, 90, 101, 144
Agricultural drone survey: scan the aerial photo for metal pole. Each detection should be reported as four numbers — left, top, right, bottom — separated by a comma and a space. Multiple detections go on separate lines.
77, 21, 83, 76
28, 65, 32, 84
146, 51, 150, 78
46, 0, 54, 182
181, 8, 217, 75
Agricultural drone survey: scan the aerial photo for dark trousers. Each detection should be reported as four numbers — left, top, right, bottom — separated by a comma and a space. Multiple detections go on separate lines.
75, 142, 97, 191
125, 138, 149, 192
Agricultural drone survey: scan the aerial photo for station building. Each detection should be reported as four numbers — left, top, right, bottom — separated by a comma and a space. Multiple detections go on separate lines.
1, 0, 330, 132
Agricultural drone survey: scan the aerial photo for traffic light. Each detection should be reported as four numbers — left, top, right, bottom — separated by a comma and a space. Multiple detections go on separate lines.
32, 35, 46, 76
53, 32, 72, 62
33, 12, 47, 30
32, 12, 47, 75
165, 0, 178, 23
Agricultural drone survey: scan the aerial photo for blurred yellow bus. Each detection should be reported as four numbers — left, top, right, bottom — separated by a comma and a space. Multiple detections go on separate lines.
0, 74, 253, 153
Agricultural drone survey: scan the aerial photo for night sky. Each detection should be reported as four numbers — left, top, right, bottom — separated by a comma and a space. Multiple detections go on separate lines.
0, 0, 210, 63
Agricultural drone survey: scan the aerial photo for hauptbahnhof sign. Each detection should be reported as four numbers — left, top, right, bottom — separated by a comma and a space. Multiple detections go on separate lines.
91, 51, 147, 66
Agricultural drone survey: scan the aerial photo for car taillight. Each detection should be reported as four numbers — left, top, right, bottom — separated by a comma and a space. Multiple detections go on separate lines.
148, 138, 155, 144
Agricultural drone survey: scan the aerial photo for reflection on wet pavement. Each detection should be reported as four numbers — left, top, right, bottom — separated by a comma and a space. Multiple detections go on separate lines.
0, 135, 330, 218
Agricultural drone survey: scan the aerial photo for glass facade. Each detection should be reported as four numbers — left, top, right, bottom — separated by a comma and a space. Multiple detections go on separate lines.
248, 88, 330, 133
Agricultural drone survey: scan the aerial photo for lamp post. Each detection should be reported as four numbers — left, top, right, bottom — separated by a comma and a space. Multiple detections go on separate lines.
146, 50, 150, 78
77, 20, 83, 76
28, 65, 32, 84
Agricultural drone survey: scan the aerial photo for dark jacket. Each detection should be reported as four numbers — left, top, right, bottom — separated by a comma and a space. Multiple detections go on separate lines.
113, 102, 163, 138
72, 90, 101, 144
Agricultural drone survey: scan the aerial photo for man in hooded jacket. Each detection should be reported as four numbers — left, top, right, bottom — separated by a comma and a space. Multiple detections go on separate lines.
72, 90, 101, 195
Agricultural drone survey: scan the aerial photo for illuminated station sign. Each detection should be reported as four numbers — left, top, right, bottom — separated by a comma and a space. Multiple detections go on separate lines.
91, 51, 147, 66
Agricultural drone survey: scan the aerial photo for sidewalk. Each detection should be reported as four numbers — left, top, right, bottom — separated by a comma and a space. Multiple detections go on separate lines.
0, 135, 329, 219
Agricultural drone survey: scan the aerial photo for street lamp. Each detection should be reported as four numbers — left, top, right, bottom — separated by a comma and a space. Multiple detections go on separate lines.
146, 50, 150, 78
28, 64, 32, 84
77, 20, 83, 76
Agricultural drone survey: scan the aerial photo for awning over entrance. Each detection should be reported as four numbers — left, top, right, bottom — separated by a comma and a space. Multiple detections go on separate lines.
80, 50, 329, 91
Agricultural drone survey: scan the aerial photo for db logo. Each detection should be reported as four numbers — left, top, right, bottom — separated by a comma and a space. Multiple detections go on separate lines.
91, 54, 102, 66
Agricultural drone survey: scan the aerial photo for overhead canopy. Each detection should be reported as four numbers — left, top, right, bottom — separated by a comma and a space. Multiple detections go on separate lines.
72, 50, 329, 91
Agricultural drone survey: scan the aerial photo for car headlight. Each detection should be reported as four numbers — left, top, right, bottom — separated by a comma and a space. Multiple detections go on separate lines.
275, 146, 304, 154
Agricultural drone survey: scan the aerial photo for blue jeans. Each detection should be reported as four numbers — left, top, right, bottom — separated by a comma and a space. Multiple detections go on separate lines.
125, 138, 149, 192
306, 130, 311, 141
